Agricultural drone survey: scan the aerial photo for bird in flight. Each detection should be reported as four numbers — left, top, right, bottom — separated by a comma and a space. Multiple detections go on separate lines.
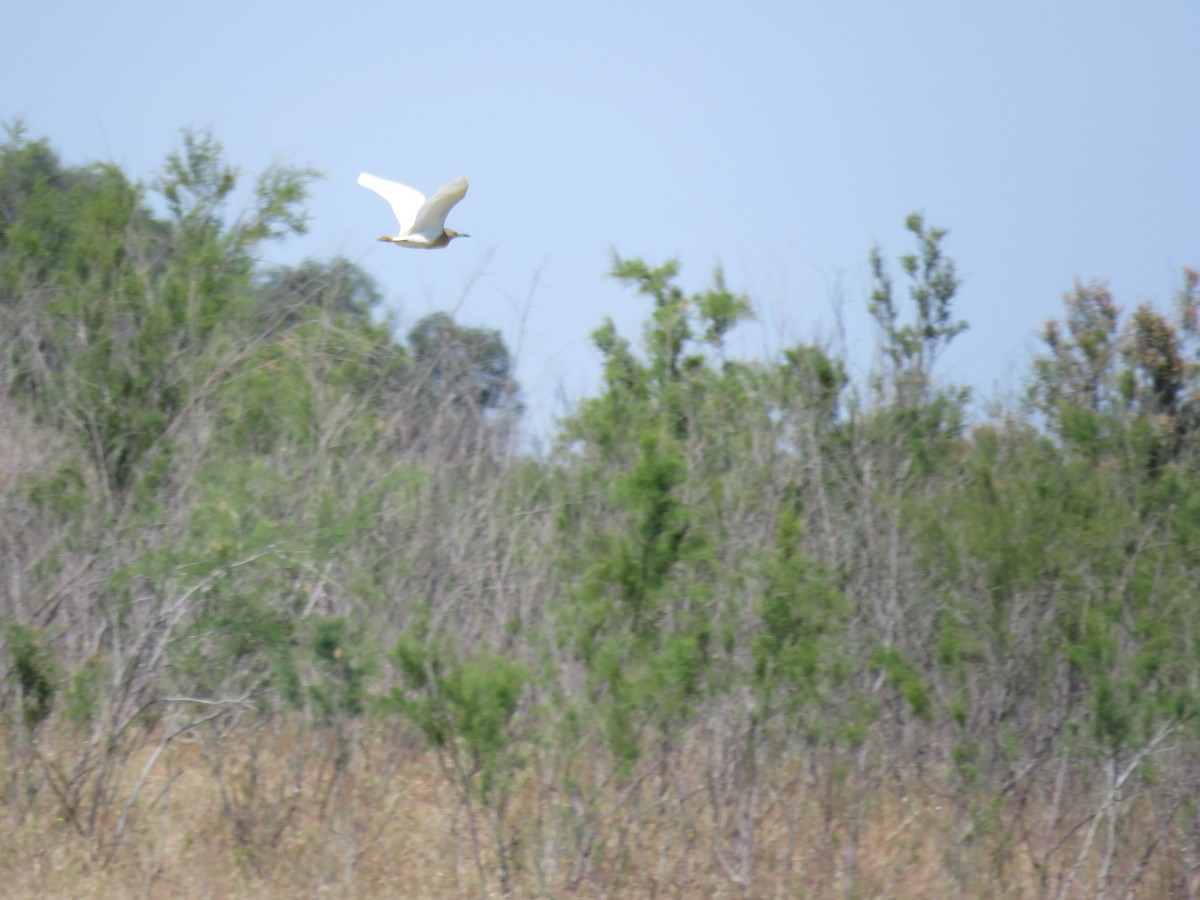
357, 173, 470, 249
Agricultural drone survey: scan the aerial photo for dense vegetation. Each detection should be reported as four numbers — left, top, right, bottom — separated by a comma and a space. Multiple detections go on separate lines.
3, 124, 1200, 897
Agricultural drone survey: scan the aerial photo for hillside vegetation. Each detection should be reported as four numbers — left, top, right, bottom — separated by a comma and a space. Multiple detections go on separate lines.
3, 125, 1200, 897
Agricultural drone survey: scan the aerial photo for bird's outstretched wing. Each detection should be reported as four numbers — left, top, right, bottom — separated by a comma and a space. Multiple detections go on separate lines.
357, 173, 426, 235
411, 175, 469, 237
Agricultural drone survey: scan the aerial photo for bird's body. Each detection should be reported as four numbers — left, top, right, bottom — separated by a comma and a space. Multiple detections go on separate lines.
357, 172, 470, 249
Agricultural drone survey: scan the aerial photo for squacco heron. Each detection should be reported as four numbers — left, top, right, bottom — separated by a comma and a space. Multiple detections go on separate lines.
357, 173, 470, 249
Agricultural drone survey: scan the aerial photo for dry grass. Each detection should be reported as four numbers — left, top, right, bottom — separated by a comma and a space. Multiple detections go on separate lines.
4, 721, 1196, 898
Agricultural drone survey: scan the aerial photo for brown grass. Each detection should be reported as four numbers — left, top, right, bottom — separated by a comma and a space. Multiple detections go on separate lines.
4, 720, 1197, 898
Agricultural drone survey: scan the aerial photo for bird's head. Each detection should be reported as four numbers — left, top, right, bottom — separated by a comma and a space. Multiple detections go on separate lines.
377, 235, 398, 243
444, 229, 470, 241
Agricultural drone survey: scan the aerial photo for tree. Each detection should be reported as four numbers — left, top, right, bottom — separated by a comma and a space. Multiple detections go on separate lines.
1032, 270, 1200, 469
868, 212, 966, 404
255, 256, 383, 328
407, 311, 518, 413
1, 126, 319, 499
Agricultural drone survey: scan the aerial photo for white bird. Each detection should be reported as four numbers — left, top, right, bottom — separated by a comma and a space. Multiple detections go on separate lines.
357, 173, 470, 249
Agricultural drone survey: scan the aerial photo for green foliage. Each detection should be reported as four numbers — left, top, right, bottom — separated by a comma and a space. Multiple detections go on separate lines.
869, 213, 966, 401
215, 302, 408, 455
1033, 281, 1123, 418
752, 502, 848, 722
600, 429, 692, 631
1033, 274, 1200, 470
872, 646, 931, 722
782, 344, 849, 425
255, 256, 384, 327
863, 214, 971, 484
25, 462, 88, 517
5, 624, 57, 728
389, 634, 529, 795
62, 653, 109, 727
408, 311, 517, 412
0, 124, 82, 286
308, 618, 376, 719
560, 257, 766, 767
2, 126, 319, 501
167, 558, 299, 704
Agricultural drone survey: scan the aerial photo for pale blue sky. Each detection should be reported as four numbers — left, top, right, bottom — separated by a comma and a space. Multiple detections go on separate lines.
5, 1, 1198, 433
